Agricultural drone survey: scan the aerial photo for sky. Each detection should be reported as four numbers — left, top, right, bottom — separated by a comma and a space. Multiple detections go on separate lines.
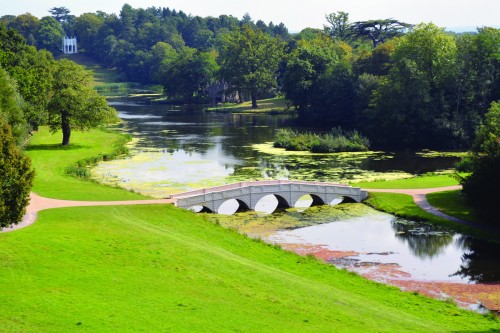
2, 0, 499, 32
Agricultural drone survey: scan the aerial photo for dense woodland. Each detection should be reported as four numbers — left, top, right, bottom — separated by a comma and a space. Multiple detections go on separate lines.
0, 5, 499, 223
2, 5, 499, 149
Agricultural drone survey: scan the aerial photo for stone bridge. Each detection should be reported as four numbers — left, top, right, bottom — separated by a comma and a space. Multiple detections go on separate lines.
171, 180, 368, 214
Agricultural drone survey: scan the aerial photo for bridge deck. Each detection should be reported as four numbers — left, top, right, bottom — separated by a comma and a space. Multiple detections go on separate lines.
171, 180, 350, 199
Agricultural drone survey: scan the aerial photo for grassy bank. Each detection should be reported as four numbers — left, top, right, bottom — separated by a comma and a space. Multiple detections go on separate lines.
25, 127, 147, 201
365, 192, 453, 225
427, 190, 482, 224
354, 173, 460, 189
1, 204, 498, 332
206, 97, 291, 113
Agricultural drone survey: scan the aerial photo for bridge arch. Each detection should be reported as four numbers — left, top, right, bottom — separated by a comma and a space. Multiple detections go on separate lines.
340, 196, 357, 203
189, 205, 213, 213
251, 193, 290, 213
293, 194, 326, 208
216, 198, 250, 214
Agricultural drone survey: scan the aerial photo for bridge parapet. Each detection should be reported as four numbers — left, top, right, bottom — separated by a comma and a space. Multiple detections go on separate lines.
172, 180, 368, 214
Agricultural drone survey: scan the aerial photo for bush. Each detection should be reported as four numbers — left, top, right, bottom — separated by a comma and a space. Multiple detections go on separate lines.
0, 120, 34, 228
455, 156, 474, 172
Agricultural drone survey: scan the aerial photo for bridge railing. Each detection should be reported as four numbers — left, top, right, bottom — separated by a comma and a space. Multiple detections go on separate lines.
171, 180, 351, 199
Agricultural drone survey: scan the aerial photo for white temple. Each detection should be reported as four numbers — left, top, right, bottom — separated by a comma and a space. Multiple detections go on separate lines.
62, 36, 78, 54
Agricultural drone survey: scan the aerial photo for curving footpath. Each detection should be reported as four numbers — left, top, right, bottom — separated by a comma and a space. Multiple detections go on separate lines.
2, 186, 497, 234
369, 185, 499, 234
1, 193, 174, 233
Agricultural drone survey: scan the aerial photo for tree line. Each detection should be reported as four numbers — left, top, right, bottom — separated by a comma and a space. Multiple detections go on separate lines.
5, 6, 497, 150
1, 6, 499, 224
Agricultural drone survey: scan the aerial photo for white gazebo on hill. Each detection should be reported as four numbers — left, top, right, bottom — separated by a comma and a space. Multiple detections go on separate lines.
62, 36, 78, 54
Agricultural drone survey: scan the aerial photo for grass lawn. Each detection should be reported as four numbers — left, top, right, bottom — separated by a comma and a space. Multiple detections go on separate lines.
3, 128, 497, 331
0, 204, 498, 332
427, 190, 482, 223
25, 127, 147, 201
206, 97, 291, 113
354, 174, 461, 189
59, 53, 122, 87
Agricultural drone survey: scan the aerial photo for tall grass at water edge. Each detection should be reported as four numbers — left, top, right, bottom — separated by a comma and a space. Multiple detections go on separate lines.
274, 127, 370, 153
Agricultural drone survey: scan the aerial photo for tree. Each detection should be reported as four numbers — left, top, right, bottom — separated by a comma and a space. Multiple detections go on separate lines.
283, 35, 349, 114
0, 119, 34, 228
324, 11, 353, 42
0, 67, 28, 146
354, 39, 397, 76
73, 13, 104, 52
218, 25, 285, 108
47, 59, 118, 146
0, 24, 54, 131
49, 7, 71, 23
7, 13, 40, 45
49, 7, 74, 35
460, 101, 500, 222
37, 16, 64, 54
160, 47, 218, 102
352, 19, 411, 48
364, 23, 459, 148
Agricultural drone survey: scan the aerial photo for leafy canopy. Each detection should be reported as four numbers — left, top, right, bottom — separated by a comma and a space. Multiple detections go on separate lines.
47, 59, 118, 145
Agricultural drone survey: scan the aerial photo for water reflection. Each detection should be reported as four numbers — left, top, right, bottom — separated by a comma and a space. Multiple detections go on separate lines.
214, 204, 500, 284
452, 237, 500, 283
391, 220, 455, 259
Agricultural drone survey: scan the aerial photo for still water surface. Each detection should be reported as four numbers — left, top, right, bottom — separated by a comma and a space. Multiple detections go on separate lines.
93, 99, 460, 196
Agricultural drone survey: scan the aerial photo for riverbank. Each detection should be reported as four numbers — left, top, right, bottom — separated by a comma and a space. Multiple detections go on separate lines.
206, 97, 292, 114
0, 129, 498, 331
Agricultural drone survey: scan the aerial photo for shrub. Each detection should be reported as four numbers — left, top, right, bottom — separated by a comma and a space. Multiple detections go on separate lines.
0, 120, 34, 228
455, 156, 474, 172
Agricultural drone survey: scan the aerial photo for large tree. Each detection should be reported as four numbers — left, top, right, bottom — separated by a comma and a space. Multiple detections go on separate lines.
352, 19, 411, 48
460, 101, 500, 222
0, 119, 34, 228
324, 11, 353, 42
7, 13, 40, 46
0, 24, 54, 131
36, 16, 65, 54
0, 67, 28, 146
283, 35, 353, 125
365, 23, 459, 148
218, 25, 285, 108
160, 47, 218, 102
47, 59, 118, 146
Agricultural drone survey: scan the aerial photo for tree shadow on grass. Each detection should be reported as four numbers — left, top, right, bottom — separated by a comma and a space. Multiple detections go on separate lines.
25, 144, 90, 151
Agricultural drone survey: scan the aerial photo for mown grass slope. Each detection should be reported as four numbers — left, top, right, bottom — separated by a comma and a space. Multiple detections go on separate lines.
1, 204, 498, 332
354, 174, 460, 189
25, 127, 146, 201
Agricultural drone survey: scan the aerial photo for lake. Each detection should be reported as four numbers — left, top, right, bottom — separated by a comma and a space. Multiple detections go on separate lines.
93, 98, 499, 312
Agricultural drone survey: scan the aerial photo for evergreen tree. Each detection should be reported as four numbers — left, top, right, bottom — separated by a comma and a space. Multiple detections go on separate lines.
0, 119, 34, 228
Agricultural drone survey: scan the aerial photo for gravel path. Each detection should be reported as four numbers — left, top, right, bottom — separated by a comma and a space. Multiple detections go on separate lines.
1, 193, 174, 233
